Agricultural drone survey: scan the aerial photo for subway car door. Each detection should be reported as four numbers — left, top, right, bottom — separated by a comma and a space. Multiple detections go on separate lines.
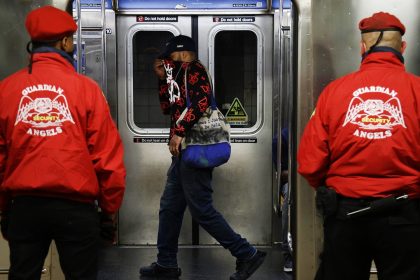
197, 16, 273, 245
117, 13, 273, 246
117, 15, 193, 245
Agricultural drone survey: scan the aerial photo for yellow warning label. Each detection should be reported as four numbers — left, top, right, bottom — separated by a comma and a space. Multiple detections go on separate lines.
226, 98, 248, 125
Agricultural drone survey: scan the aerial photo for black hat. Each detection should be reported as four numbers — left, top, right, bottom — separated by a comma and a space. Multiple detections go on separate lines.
158, 35, 196, 59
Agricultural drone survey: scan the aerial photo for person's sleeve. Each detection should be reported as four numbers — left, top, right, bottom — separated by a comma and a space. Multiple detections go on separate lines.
158, 79, 170, 115
297, 89, 330, 188
175, 63, 211, 137
87, 86, 126, 214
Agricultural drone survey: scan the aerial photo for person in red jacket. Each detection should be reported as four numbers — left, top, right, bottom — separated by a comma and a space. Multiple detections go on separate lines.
298, 12, 420, 280
0, 6, 126, 279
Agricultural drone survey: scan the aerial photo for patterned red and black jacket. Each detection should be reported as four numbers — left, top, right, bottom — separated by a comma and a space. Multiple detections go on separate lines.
158, 60, 212, 139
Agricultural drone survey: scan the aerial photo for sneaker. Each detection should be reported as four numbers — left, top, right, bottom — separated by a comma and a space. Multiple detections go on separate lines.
230, 250, 267, 280
283, 254, 293, 273
139, 262, 181, 278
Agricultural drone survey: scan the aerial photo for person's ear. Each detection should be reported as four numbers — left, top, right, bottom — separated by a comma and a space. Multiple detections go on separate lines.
360, 41, 367, 56
401, 41, 407, 54
61, 36, 74, 53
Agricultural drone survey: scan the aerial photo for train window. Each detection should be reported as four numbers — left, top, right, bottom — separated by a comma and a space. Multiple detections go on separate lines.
214, 31, 258, 128
132, 31, 173, 129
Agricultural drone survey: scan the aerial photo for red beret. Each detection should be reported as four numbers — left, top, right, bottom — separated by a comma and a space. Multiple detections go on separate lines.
25, 6, 77, 41
359, 12, 405, 35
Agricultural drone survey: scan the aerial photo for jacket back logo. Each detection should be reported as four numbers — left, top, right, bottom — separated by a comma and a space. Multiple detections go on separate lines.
342, 86, 406, 139
15, 84, 75, 137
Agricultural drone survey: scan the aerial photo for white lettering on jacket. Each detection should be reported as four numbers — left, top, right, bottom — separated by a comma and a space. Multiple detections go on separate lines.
343, 86, 406, 139
15, 84, 75, 137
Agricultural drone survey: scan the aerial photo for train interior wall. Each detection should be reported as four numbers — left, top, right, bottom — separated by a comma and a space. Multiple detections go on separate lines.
1, 0, 419, 279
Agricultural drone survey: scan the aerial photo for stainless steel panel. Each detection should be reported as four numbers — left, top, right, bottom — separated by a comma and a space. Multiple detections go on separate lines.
74, 10, 117, 117
78, 10, 105, 29
272, 9, 282, 244
0, 1, 47, 79
0, 1, 70, 80
294, 0, 420, 279
0, 238, 8, 271
117, 15, 193, 245
272, 6, 293, 245
197, 16, 273, 245
103, 11, 118, 119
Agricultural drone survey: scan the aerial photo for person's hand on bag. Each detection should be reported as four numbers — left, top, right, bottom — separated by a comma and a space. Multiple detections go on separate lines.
99, 212, 117, 245
0, 212, 9, 241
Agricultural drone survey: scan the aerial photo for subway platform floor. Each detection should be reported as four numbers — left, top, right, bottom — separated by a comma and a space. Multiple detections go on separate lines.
98, 246, 293, 280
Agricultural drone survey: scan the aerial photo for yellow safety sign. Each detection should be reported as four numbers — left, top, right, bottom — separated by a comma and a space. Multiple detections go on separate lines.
226, 98, 248, 125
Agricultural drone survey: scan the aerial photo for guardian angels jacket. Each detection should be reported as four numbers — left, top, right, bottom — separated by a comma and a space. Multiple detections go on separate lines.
298, 50, 420, 199
0, 51, 126, 213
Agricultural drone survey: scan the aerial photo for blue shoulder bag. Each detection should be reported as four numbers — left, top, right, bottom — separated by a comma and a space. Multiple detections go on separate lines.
176, 65, 231, 168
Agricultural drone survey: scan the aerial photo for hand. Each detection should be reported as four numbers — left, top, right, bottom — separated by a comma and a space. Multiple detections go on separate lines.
169, 135, 183, 157
99, 212, 116, 244
0, 212, 9, 241
153, 59, 166, 80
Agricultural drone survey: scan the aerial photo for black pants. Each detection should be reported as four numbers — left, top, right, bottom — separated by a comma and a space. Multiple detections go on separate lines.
317, 199, 420, 280
7, 196, 100, 280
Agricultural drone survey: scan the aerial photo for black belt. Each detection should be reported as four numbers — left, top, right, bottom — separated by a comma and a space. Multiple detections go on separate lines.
344, 194, 409, 218
315, 186, 419, 220
336, 194, 415, 219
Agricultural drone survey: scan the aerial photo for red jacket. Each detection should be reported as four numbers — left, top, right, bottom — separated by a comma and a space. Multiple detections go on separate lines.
0, 51, 126, 213
298, 50, 420, 199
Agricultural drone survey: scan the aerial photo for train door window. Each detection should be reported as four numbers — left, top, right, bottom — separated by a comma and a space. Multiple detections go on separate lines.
213, 30, 259, 129
132, 31, 173, 129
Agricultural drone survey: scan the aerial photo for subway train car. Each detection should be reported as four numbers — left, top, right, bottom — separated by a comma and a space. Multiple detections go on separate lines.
0, 0, 419, 279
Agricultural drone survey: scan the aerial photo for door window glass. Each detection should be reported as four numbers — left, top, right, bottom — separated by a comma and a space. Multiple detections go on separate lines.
214, 31, 258, 128
132, 31, 173, 129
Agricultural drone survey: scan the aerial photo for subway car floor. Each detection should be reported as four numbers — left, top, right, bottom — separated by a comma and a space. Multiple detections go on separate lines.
98, 246, 293, 280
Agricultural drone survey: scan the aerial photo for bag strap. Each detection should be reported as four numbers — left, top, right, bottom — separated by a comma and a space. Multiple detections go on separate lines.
184, 62, 217, 110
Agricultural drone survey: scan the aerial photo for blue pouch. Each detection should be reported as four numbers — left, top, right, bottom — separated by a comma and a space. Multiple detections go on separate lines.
182, 142, 231, 168
179, 105, 231, 168
177, 64, 231, 169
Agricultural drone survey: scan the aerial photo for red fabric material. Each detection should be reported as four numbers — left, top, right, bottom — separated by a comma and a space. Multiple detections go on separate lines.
25, 6, 77, 41
359, 12, 405, 35
297, 51, 420, 199
0, 52, 125, 213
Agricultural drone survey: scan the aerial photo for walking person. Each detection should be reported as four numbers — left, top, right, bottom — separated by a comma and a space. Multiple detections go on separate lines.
139, 35, 266, 280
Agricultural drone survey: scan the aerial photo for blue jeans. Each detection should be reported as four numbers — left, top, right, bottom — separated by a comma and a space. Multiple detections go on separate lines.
157, 157, 256, 267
